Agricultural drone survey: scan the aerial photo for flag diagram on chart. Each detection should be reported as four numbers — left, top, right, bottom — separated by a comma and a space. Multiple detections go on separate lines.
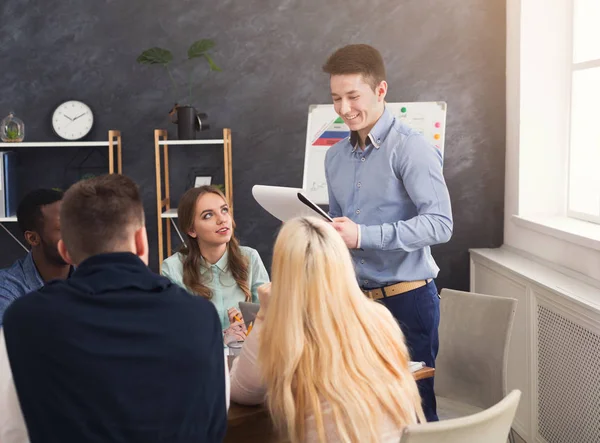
311, 116, 350, 146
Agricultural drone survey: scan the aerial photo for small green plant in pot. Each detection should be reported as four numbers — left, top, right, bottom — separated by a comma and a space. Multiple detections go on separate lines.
0, 111, 25, 142
137, 39, 221, 139
6, 128, 20, 140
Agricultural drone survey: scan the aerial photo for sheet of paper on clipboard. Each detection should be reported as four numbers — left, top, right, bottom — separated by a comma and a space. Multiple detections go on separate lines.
252, 185, 333, 223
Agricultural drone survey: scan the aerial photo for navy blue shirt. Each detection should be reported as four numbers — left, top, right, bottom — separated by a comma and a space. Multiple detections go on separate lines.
3, 252, 227, 443
0, 252, 44, 326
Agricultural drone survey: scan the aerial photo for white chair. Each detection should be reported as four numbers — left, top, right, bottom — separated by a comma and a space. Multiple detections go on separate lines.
399, 390, 521, 443
435, 289, 518, 441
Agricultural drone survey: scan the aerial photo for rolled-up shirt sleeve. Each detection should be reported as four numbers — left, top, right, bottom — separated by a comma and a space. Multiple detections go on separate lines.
229, 321, 266, 405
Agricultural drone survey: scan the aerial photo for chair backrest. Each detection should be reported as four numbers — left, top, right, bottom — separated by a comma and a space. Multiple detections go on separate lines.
435, 289, 517, 410
399, 390, 521, 443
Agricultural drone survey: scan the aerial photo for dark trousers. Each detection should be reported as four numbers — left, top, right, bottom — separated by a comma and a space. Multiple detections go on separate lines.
379, 280, 440, 422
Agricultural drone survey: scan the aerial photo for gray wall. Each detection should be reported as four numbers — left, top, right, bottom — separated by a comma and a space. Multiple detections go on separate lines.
0, 0, 506, 291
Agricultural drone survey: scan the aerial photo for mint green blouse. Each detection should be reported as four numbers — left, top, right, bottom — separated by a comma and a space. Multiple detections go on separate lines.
161, 246, 269, 329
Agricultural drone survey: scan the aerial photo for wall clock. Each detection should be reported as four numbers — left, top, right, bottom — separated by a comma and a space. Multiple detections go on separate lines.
52, 100, 94, 140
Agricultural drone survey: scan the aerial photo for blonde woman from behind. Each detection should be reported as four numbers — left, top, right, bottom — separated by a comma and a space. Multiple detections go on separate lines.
229, 216, 425, 443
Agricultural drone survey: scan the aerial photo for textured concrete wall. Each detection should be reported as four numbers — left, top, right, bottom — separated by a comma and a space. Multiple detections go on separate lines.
0, 0, 506, 290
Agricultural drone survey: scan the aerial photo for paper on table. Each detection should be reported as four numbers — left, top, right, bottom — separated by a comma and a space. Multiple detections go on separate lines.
409, 361, 425, 373
252, 185, 333, 223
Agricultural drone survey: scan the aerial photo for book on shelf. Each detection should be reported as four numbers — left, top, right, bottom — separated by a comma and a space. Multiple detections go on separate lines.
0, 151, 17, 218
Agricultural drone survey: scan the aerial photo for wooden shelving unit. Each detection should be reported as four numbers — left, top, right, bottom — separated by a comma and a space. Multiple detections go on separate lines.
0, 130, 123, 250
154, 128, 233, 269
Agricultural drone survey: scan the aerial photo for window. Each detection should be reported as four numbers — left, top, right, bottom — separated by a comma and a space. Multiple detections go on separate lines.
568, 0, 600, 223
505, 0, 600, 283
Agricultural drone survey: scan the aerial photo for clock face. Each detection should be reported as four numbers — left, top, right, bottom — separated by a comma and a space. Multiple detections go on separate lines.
52, 100, 94, 140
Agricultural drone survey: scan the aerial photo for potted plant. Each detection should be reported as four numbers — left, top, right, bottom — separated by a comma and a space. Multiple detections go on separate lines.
0, 112, 25, 142
137, 39, 221, 140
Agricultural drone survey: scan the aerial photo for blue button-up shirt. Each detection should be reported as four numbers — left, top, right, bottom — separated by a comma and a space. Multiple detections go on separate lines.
325, 107, 453, 288
0, 252, 44, 326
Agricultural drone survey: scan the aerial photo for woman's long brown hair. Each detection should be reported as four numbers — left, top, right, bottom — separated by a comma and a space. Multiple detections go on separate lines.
177, 186, 250, 301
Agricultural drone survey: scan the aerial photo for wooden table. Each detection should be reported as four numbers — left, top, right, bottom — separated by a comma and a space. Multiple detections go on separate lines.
224, 366, 435, 442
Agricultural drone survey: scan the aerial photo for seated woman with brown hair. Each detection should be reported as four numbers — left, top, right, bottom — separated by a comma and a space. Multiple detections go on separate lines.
230, 216, 424, 443
161, 185, 269, 340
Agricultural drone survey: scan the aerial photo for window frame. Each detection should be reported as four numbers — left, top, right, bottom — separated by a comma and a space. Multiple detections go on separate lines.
566, 0, 600, 225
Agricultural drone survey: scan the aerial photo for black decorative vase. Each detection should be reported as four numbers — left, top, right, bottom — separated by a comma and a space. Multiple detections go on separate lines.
172, 106, 210, 140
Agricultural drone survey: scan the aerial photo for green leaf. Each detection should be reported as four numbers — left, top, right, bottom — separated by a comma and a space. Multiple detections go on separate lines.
187, 39, 215, 59
203, 53, 222, 72
136, 47, 173, 66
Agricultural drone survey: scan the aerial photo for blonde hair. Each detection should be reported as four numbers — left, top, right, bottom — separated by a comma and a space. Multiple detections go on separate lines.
259, 217, 425, 443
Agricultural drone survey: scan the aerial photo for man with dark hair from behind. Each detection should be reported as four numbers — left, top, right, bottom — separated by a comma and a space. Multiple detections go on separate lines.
0, 189, 73, 326
0, 174, 228, 443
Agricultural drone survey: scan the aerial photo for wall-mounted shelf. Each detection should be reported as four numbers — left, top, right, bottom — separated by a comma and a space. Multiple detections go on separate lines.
160, 208, 178, 218
0, 141, 115, 147
0, 130, 122, 173
157, 139, 225, 146
154, 129, 233, 269
0, 130, 123, 251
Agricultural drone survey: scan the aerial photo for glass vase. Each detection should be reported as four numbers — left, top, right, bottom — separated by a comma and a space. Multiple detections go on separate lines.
0, 112, 25, 142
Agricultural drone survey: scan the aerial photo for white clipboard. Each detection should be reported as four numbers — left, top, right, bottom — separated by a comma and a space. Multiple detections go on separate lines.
252, 185, 333, 223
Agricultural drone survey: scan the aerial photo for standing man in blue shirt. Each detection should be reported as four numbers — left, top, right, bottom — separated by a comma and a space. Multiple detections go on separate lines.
323, 44, 453, 421
0, 189, 72, 326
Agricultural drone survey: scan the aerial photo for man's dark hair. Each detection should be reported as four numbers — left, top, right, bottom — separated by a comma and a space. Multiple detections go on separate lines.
322, 44, 387, 91
16, 189, 64, 234
60, 174, 144, 262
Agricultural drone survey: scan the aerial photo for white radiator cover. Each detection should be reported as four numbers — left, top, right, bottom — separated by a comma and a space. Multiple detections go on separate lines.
470, 246, 600, 443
